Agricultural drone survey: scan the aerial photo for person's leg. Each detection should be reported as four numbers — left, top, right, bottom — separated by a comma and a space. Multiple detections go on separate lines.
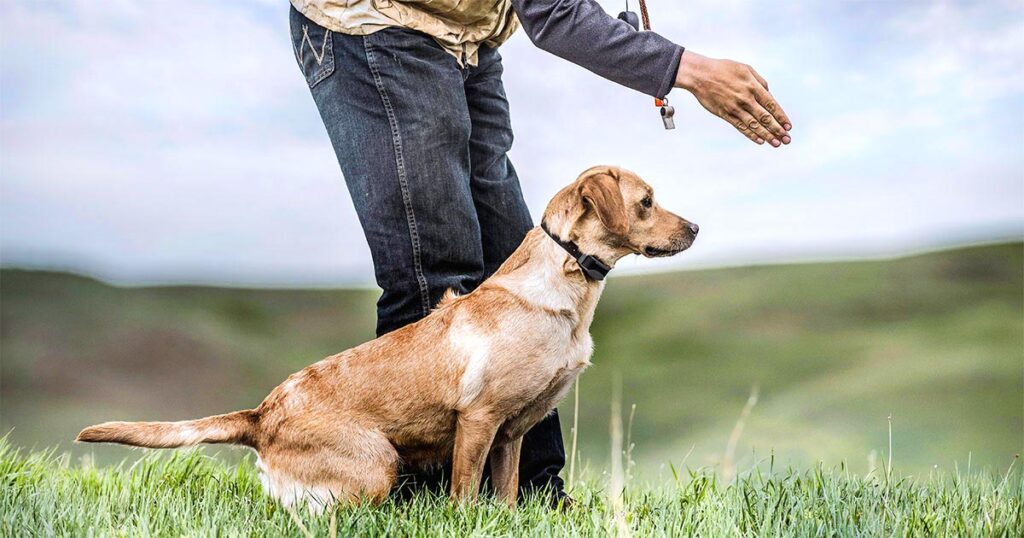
289, 8, 483, 492
464, 45, 567, 498
290, 7, 484, 336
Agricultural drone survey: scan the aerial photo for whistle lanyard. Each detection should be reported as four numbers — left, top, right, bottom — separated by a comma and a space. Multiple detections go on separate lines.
620, 0, 676, 129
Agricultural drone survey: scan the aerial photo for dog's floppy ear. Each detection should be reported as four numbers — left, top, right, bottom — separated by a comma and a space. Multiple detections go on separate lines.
579, 172, 628, 235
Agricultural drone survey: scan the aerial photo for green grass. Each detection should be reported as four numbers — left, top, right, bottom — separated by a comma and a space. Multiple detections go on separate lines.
2, 440, 1020, 536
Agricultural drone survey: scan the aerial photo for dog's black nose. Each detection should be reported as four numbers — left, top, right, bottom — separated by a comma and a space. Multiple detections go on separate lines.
688, 222, 700, 235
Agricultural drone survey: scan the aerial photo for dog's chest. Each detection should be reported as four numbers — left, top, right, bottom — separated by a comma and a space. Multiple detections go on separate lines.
534, 342, 590, 408
451, 304, 592, 398
497, 328, 591, 421
507, 324, 591, 389
494, 334, 590, 442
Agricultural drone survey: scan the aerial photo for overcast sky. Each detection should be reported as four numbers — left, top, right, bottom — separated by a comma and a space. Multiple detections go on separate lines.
1, 0, 1022, 286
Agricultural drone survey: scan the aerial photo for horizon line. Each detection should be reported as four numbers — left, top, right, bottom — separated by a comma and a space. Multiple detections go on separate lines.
1, 235, 1020, 291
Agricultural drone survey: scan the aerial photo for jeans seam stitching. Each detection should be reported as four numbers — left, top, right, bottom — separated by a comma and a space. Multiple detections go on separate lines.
292, 22, 334, 89
308, 31, 334, 88
363, 36, 431, 318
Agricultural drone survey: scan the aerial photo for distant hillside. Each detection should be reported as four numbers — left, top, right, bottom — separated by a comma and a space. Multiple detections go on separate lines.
1, 243, 1021, 477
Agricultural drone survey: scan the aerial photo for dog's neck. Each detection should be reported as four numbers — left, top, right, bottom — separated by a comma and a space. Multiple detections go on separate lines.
542, 208, 630, 270
486, 228, 607, 332
540, 221, 611, 282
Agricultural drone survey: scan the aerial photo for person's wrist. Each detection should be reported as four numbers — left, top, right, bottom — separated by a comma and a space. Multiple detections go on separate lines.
674, 50, 708, 92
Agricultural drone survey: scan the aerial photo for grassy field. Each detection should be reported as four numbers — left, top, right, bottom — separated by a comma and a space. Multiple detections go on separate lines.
2, 440, 1020, 536
2, 243, 1021, 479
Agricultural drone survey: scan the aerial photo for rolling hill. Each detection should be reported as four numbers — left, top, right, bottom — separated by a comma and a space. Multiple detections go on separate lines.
1, 242, 1021, 478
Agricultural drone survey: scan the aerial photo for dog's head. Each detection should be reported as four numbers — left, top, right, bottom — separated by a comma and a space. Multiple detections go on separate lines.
543, 166, 698, 267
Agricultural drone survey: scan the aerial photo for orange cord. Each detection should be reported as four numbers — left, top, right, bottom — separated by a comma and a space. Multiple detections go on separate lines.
639, 0, 663, 108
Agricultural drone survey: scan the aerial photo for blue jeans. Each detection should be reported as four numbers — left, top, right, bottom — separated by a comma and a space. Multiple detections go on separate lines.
289, 7, 565, 496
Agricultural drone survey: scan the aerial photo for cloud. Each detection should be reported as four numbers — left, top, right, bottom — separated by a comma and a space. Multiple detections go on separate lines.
1, 0, 1021, 285
0, 1, 371, 284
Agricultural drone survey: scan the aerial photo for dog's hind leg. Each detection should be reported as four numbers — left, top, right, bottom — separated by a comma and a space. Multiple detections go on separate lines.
260, 428, 399, 512
489, 436, 523, 507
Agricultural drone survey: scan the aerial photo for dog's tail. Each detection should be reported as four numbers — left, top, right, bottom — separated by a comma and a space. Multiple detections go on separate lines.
76, 410, 259, 449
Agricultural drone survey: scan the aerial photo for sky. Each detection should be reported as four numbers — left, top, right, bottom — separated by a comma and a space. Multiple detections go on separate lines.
1, 0, 1022, 286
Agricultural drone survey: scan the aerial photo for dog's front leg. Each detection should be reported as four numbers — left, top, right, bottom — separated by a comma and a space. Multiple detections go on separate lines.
450, 410, 499, 502
489, 436, 523, 507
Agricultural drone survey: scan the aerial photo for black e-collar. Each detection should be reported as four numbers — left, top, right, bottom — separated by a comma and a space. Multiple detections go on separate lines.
540, 221, 612, 282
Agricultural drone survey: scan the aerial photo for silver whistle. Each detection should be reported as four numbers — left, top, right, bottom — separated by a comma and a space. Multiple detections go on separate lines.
660, 104, 676, 130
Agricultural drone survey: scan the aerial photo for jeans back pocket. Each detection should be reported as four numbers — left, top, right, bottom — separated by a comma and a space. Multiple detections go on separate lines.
290, 7, 335, 89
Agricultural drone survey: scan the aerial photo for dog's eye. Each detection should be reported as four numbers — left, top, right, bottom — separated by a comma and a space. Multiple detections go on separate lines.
640, 196, 653, 209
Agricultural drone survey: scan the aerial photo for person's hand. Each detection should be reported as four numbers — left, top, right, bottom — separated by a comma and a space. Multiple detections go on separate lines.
674, 51, 792, 147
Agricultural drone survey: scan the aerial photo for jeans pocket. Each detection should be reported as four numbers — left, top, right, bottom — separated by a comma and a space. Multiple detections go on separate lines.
290, 7, 335, 89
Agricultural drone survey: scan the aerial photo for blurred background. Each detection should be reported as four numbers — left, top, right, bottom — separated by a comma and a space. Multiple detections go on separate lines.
1, 0, 1021, 479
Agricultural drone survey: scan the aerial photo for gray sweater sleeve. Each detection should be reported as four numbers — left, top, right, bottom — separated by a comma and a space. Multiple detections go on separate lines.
510, 0, 684, 99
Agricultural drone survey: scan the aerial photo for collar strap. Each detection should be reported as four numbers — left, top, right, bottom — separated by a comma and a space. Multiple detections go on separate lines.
540, 221, 611, 282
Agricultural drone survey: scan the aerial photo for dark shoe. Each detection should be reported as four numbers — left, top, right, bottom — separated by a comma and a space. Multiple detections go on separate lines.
550, 489, 575, 512
391, 464, 450, 501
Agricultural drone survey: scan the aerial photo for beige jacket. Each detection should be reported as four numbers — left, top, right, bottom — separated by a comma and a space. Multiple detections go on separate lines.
290, 0, 519, 66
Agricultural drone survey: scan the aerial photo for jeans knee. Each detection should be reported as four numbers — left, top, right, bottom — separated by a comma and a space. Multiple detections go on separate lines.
412, 103, 470, 150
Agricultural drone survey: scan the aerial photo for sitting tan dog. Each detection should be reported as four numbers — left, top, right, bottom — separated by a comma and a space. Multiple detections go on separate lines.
77, 165, 698, 510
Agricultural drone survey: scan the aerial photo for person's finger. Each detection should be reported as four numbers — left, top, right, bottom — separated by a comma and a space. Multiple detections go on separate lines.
728, 114, 762, 144
736, 110, 780, 147
752, 85, 792, 132
748, 66, 769, 91
741, 98, 789, 144
728, 113, 766, 145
